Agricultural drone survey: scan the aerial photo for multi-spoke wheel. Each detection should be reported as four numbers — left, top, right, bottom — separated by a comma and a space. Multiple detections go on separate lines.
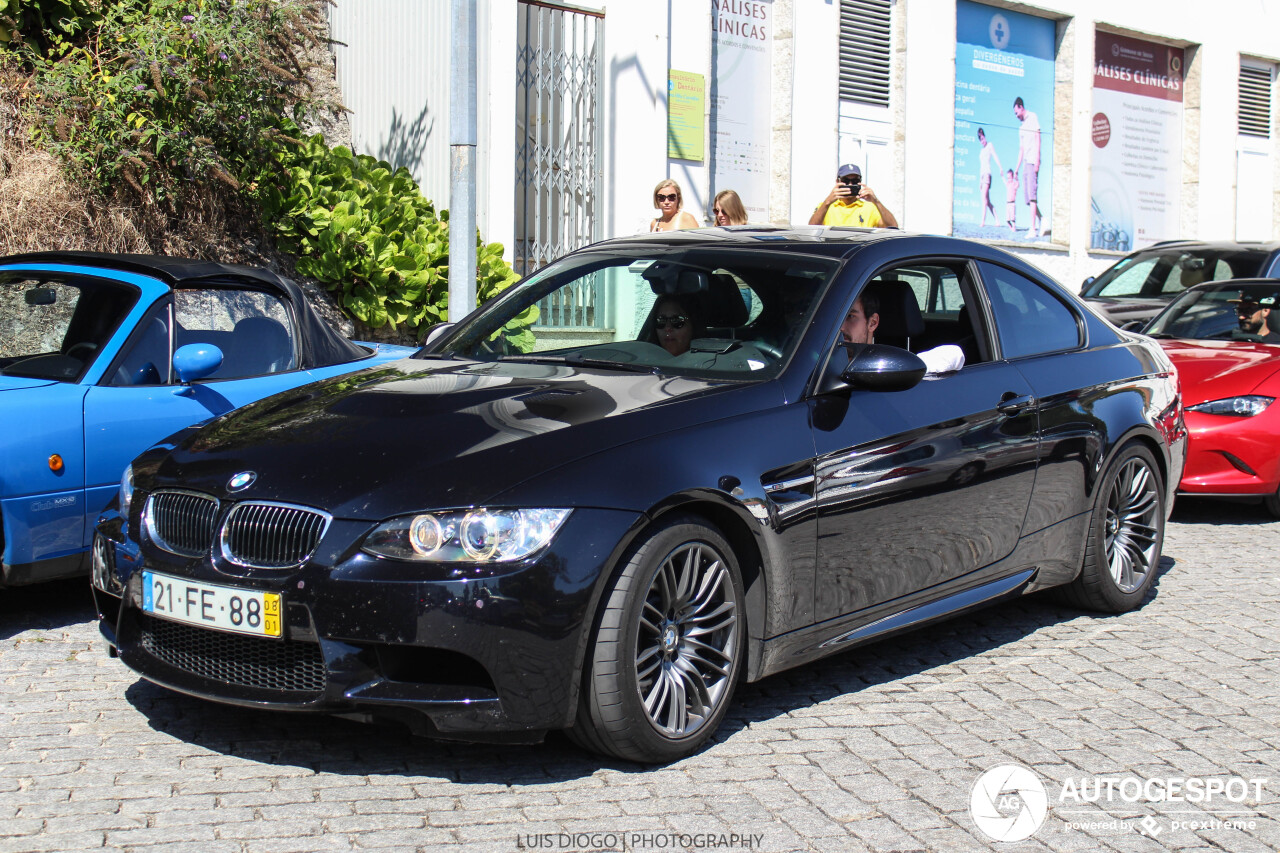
569, 516, 744, 763
1058, 442, 1164, 612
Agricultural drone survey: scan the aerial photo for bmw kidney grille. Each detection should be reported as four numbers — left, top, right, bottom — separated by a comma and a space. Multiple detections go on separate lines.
144, 490, 220, 558
145, 491, 330, 568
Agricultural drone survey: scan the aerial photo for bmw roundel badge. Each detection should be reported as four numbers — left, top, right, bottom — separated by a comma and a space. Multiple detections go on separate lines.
228, 471, 257, 491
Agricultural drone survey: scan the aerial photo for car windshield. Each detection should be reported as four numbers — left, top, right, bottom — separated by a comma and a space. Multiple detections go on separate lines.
1084, 247, 1269, 299
428, 247, 838, 379
0, 274, 138, 382
1145, 282, 1280, 343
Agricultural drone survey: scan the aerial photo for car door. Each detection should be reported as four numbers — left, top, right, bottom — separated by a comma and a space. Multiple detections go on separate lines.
81, 288, 304, 544
811, 260, 1039, 623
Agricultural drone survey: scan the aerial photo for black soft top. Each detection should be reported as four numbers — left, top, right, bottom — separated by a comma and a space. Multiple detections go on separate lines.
0, 251, 371, 369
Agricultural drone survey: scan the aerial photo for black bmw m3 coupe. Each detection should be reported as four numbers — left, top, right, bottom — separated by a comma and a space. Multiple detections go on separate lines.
93, 227, 1186, 763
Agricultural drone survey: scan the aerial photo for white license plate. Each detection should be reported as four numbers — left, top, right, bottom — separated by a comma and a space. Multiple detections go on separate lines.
142, 571, 282, 638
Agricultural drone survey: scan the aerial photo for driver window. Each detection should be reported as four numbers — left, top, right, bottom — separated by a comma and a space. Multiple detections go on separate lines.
111, 304, 172, 386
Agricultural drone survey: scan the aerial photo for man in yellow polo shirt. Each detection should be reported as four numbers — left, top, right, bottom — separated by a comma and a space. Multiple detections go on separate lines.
808, 163, 899, 228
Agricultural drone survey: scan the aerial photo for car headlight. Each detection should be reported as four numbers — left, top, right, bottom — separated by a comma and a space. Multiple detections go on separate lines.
119, 464, 135, 525
363, 508, 572, 562
1186, 396, 1275, 417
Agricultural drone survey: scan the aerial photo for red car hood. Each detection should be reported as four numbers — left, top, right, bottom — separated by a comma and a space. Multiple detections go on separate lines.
1159, 339, 1280, 405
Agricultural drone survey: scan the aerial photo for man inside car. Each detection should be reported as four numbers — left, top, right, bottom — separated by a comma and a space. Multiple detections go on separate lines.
841, 292, 965, 375
1234, 292, 1280, 342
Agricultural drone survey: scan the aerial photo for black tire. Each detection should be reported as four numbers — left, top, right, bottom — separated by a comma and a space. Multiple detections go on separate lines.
568, 515, 745, 763
1057, 441, 1164, 613
1264, 488, 1280, 520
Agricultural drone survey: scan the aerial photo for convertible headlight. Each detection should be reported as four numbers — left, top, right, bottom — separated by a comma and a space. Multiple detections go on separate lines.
363, 508, 572, 562
119, 464, 135, 527
1186, 396, 1274, 417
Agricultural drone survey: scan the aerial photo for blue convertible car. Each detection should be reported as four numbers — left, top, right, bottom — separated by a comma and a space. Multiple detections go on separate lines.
1, 252, 416, 588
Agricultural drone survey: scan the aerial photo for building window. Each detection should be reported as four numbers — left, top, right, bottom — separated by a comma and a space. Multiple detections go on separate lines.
1239, 62, 1274, 138
839, 0, 891, 108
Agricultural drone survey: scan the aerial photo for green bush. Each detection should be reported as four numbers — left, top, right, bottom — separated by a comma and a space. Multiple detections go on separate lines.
14, 0, 319, 206
258, 134, 533, 345
0, 0, 99, 50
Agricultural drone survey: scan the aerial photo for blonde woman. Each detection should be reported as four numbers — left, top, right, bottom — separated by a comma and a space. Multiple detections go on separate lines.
650, 179, 699, 231
712, 190, 748, 226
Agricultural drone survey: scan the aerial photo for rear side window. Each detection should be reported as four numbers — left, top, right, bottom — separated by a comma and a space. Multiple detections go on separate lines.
174, 290, 297, 379
978, 263, 1081, 359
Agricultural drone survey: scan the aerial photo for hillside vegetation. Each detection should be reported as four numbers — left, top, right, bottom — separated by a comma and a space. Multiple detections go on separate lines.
0, 0, 523, 342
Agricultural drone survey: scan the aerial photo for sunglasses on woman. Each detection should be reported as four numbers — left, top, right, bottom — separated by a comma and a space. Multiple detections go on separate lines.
654, 314, 688, 330
656, 193, 679, 202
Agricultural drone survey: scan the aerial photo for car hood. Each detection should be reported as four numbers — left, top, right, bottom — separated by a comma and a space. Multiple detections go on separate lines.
1159, 339, 1280, 405
0, 375, 57, 391
1083, 296, 1171, 325
147, 357, 774, 518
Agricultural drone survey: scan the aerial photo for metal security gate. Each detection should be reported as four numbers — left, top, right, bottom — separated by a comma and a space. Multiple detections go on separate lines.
515, 0, 603, 328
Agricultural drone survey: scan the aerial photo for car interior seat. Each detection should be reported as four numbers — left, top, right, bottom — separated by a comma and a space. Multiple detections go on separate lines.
698, 273, 750, 336
217, 316, 295, 379
954, 304, 981, 365
866, 280, 924, 351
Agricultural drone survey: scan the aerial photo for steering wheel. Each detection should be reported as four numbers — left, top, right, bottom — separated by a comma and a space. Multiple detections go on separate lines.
754, 341, 784, 360
65, 342, 98, 361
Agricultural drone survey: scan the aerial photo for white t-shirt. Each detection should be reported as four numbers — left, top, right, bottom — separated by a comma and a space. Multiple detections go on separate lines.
920, 344, 965, 375
1019, 111, 1041, 167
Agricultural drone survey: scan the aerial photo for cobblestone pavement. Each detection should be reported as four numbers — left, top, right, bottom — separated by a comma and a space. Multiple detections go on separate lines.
2, 497, 1278, 853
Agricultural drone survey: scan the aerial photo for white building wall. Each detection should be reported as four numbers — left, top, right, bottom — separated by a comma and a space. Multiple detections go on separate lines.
330, 0, 1280, 292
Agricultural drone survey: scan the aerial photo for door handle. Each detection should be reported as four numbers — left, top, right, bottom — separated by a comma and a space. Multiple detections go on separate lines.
997, 392, 1036, 414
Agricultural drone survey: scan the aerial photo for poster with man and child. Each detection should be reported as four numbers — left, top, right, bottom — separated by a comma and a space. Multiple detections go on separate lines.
952, 0, 1055, 243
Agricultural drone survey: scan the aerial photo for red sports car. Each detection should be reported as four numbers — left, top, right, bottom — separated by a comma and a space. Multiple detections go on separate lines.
1144, 279, 1280, 516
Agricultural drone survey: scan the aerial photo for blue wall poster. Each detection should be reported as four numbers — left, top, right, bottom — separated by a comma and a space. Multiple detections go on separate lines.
953, 1, 1056, 243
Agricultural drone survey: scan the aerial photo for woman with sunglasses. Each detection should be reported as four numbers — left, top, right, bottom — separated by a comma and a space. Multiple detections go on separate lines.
652, 296, 698, 356
650, 179, 699, 232
712, 189, 748, 226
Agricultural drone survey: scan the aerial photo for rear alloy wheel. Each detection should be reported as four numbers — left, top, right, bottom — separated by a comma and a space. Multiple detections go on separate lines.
570, 516, 744, 763
1059, 442, 1164, 612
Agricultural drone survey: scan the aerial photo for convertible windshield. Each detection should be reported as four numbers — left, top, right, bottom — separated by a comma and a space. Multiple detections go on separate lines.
1146, 282, 1280, 343
0, 275, 137, 382
430, 248, 838, 379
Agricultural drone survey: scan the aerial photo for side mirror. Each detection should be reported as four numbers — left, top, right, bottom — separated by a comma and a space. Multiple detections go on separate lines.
1119, 319, 1147, 332
173, 343, 224, 384
1082, 276, 1096, 289
25, 287, 57, 306
822, 343, 926, 393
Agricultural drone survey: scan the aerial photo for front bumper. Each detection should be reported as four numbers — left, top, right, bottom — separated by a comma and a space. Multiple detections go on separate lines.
94, 507, 642, 741
1177, 409, 1280, 496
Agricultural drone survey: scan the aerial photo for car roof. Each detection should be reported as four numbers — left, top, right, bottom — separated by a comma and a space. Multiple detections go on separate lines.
1138, 239, 1280, 254
0, 251, 299, 293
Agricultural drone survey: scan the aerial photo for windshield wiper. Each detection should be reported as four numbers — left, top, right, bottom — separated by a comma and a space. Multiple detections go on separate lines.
499, 354, 663, 374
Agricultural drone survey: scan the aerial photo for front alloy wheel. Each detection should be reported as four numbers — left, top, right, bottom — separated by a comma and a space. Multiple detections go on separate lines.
570, 516, 744, 763
635, 541, 739, 738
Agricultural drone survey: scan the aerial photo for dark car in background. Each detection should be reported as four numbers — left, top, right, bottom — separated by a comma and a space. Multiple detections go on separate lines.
1081, 240, 1280, 326
93, 227, 1186, 763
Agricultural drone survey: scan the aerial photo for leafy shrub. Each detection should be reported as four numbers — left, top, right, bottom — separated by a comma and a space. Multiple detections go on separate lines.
258, 134, 533, 345
0, 0, 99, 51
14, 0, 321, 207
